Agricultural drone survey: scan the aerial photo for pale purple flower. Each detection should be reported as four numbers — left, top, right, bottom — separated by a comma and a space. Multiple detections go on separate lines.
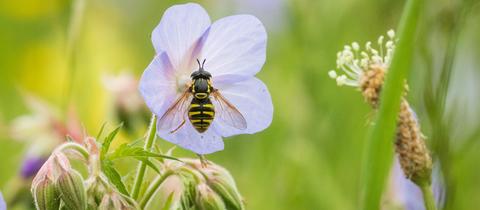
233, 0, 287, 31
385, 158, 445, 210
0, 191, 5, 210
20, 156, 47, 179
139, 3, 272, 154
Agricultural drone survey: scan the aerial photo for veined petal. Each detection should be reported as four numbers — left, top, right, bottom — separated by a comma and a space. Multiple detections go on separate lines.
139, 53, 177, 117
152, 3, 211, 71
212, 77, 273, 137
200, 15, 267, 85
157, 122, 224, 155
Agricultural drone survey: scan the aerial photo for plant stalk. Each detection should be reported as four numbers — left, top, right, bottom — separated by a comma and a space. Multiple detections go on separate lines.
56, 142, 90, 160
63, 0, 85, 116
139, 170, 174, 208
419, 182, 437, 210
131, 114, 158, 199
359, 0, 424, 209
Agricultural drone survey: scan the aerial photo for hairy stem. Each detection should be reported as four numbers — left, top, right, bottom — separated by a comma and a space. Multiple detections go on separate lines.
131, 114, 158, 199
139, 170, 174, 208
56, 142, 90, 160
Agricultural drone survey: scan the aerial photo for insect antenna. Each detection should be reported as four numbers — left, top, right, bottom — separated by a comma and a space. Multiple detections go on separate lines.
196, 59, 201, 69
196, 58, 207, 71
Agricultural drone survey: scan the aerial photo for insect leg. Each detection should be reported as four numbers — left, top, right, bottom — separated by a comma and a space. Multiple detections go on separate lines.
170, 106, 190, 133
170, 119, 186, 133
197, 154, 209, 168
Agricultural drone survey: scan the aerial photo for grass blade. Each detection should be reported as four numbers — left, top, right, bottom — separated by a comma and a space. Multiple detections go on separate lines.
359, 0, 424, 209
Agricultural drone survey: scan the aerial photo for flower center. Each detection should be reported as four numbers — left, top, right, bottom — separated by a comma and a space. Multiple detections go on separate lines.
176, 74, 191, 93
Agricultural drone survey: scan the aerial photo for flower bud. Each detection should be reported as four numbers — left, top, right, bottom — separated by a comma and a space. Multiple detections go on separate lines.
56, 170, 87, 210
98, 191, 138, 210
86, 175, 109, 206
31, 155, 60, 210
144, 175, 187, 210
32, 177, 60, 210
186, 159, 245, 210
196, 183, 226, 210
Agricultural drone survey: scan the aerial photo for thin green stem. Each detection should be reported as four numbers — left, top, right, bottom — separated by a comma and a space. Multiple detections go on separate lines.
131, 114, 158, 199
62, 0, 85, 116
139, 170, 174, 208
419, 182, 437, 210
56, 142, 90, 160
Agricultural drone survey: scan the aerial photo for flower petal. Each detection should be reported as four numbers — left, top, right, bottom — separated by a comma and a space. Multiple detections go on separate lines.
0, 191, 5, 210
212, 77, 273, 137
138, 52, 177, 117
152, 3, 211, 71
200, 15, 267, 85
157, 122, 224, 155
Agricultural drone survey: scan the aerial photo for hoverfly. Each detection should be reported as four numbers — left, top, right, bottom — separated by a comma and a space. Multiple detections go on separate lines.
158, 59, 247, 133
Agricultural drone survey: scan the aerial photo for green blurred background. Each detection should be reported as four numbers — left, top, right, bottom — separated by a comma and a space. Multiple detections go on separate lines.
1, 0, 479, 209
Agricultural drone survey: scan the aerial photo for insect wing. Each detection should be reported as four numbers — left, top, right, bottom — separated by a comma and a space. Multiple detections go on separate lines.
157, 90, 192, 132
211, 91, 247, 130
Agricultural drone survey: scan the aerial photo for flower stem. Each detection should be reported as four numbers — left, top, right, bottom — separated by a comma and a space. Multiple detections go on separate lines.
56, 142, 90, 160
62, 0, 85, 116
419, 182, 437, 210
139, 170, 174, 208
131, 114, 158, 199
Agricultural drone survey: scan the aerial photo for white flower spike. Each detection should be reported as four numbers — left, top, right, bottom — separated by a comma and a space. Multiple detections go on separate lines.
328, 30, 397, 88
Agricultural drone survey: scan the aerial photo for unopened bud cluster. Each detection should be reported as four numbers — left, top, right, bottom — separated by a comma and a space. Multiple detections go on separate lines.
329, 30, 432, 185
144, 158, 245, 210
31, 138, 245, 210
31, 151, 87, 210
31, 140, 138, 210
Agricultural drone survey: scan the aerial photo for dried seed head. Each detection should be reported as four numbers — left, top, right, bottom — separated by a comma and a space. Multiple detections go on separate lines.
396, 100, 432, 184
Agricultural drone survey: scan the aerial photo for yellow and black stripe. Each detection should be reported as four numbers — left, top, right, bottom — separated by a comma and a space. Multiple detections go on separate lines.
188, 98, 215, 133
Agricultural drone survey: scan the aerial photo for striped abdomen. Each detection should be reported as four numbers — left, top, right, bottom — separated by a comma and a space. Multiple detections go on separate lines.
188, 98, 215, 133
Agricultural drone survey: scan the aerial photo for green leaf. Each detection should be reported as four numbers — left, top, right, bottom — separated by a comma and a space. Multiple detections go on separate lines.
360, 0, 425, 209
96, 122, 107, 140
108, 143, 181, 162
134, 157, 161, 174
101, 159, 129, 195
100, 123, 123, 159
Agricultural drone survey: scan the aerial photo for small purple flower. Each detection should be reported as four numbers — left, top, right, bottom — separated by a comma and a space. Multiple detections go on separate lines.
20, 156, 47, 179
0, 191, 6, 210
139, 3, 273, 154
387, 158, 445, 210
